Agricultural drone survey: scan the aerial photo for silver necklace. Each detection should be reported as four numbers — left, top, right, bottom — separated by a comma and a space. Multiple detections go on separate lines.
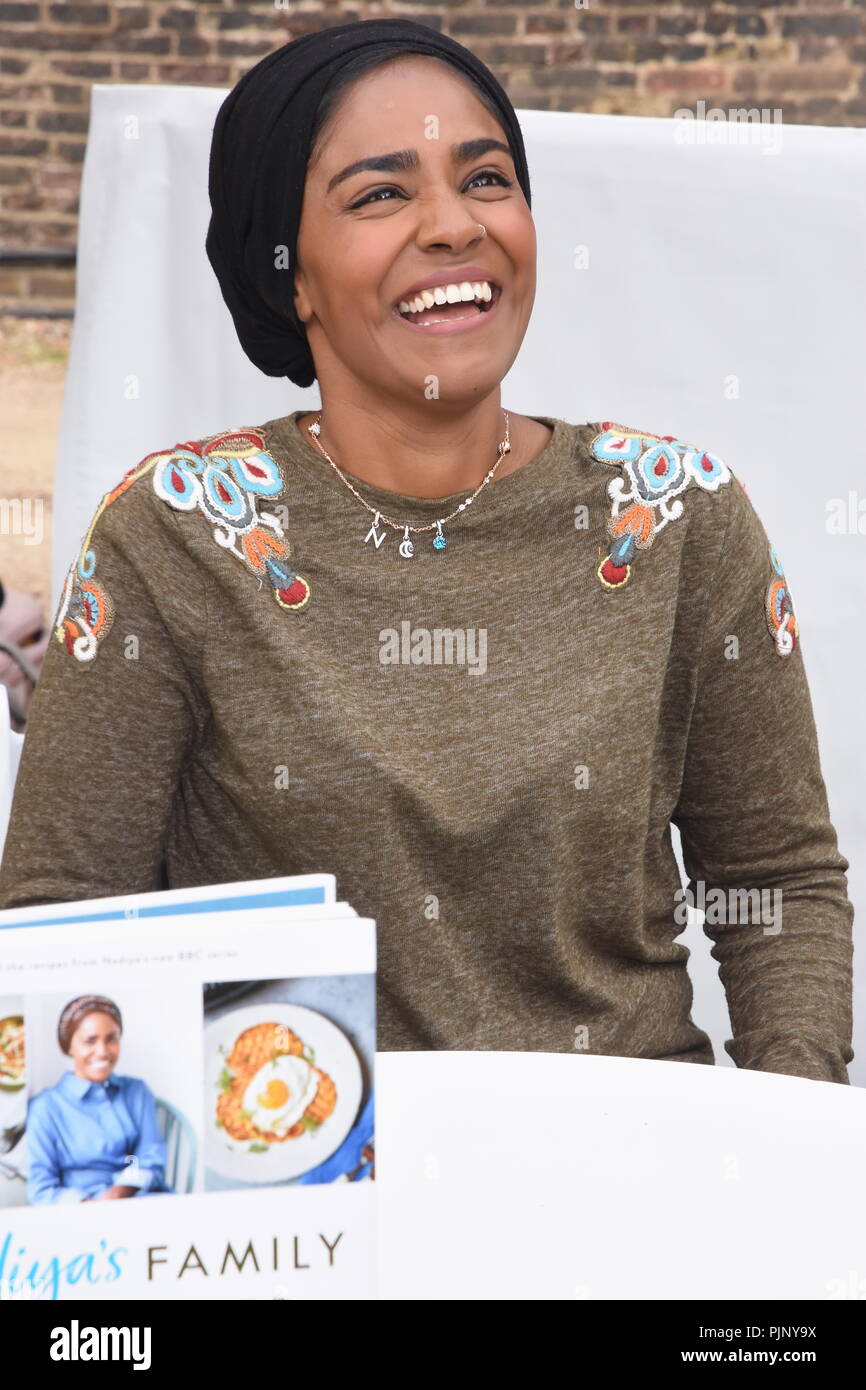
306, 410, 511, 556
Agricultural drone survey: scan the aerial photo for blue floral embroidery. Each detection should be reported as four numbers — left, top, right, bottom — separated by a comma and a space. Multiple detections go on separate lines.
151, 428, 311, 612
765, 545, 798, 657
590, 421, 732, 589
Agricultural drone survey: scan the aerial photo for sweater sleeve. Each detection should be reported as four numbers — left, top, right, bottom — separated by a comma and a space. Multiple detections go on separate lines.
0, 470, 209, 911
672, 472, 854, 1084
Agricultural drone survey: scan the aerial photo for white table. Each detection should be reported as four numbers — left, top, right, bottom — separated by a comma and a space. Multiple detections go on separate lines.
376, 1051, 866, 1300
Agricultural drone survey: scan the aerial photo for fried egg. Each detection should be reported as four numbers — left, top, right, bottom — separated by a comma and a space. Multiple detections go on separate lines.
241, 1052, 319, 1137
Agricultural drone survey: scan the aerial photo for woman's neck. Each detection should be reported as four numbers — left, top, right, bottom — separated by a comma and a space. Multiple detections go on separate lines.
296, 397, 542, 499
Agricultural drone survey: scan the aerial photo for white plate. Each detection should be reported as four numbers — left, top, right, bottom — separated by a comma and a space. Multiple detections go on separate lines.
204, 1004, 362, 1184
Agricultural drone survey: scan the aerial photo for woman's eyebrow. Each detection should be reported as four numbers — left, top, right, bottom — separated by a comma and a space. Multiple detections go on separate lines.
326, 137, 512, 194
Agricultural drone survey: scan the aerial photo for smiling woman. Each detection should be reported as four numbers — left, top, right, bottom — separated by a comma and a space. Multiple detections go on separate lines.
0, 20, 855, 1087
25, 996, 172, 1205
202, 23, 550, 503
288, 48, 545, 501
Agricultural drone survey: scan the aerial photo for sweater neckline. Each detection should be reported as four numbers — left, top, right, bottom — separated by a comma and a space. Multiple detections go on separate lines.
264, 410, 580, 522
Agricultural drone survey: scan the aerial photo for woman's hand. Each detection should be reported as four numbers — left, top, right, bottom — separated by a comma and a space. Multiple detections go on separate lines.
96, 1184, 139, 1200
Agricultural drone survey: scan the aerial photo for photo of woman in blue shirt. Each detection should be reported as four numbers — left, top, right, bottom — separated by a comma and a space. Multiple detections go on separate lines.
26, 994, 172, 1204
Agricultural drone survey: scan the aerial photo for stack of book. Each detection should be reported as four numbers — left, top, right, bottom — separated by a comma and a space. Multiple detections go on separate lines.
0, 875, 375, 1301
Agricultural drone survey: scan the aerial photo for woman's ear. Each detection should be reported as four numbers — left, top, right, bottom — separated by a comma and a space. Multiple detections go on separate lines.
293, 268, 312, 327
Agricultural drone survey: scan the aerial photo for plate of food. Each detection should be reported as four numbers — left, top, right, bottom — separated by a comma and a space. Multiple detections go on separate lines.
0, 1016, 25, 1092
204, 1004, 363, 1183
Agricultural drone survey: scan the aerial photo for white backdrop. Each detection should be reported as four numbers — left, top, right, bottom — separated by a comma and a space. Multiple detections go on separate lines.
46, 84, 866, 1081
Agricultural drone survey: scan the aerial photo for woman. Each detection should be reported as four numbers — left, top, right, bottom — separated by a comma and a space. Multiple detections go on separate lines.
26, 996, 170, 1204
0, 21, 854, 1083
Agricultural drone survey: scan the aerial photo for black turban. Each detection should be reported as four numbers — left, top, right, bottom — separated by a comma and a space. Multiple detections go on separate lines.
205, 18, 532, 389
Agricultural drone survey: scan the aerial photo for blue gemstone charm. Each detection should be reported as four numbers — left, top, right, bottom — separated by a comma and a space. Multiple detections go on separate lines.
433, 521, 447, 550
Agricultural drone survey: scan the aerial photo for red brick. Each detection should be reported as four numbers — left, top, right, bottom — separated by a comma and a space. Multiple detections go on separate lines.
644, 66, 728, 93
484, 43, 549, 66
29, 272, 75, 296
2, 188, 41, 208
216, 7, 268, 30
734, 15, 768, 38
57, 140, 86, 163
49, 83, 85, 104
549, 42, 588, 64
0, 132, 46, 153
101, 33, 172, 55
47, 3, 110, 22
525, 16, 567, 34
177, 34, 212, 57
158, 7, 197, 30
36, 111, 89, 133
116, 5, 150, 29
732, 63, 854, 94
35, 220, 77, 239
658, 16, 699, 38
450, 15, 518, 37
705, 13, 731, 38
215, 37, 281, 59
158, 63, 231, 83
592, 40, 638, 62
49, 59, 113, 77
0, 2, 38, 19
574, 12, 609, 35
0, 83, 43, 98
634, 40, 670, 63
782, 15, 863, 39
617, 15, 654, 36
533, 67, 602, 89
39, 162, 81, 190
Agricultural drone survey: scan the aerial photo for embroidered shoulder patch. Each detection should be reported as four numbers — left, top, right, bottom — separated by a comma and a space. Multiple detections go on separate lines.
765, 545, 798, 657
150, 429, 310, 615
589, 421, 732, 589
55, 427, 310, 665
55, 457, 149, 662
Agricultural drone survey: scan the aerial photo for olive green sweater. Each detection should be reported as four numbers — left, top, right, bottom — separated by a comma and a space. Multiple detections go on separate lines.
0, 411, 854, 1082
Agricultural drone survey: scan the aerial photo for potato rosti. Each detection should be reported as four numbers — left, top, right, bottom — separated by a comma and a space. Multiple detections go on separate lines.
217, 1019, 337, 1144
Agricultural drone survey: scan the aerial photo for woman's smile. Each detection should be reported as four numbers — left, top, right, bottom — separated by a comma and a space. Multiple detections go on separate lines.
68, 1010, 122, 1082
392, 282, 503, 336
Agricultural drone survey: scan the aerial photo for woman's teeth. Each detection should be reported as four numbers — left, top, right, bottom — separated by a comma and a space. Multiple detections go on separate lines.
398, 280, 495, 321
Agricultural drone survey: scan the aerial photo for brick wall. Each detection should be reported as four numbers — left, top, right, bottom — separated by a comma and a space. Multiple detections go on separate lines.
2, 0, 866, 314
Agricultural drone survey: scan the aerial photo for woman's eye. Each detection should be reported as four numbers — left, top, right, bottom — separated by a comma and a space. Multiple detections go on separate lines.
349, 169, 512, 209
351, 186, 402, 208
467, 170, 512, 192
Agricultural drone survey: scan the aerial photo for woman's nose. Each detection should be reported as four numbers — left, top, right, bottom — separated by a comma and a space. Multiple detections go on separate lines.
414, 192, 487, 252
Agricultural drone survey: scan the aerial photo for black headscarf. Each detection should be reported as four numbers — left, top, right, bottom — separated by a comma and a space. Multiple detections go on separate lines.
205, 18, 532, 389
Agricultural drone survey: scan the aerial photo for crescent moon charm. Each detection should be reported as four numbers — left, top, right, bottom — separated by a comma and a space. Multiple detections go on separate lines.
399, 526, 414, 559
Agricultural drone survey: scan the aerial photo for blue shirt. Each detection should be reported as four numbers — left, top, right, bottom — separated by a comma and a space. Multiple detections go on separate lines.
26, 1071, 171, 1204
